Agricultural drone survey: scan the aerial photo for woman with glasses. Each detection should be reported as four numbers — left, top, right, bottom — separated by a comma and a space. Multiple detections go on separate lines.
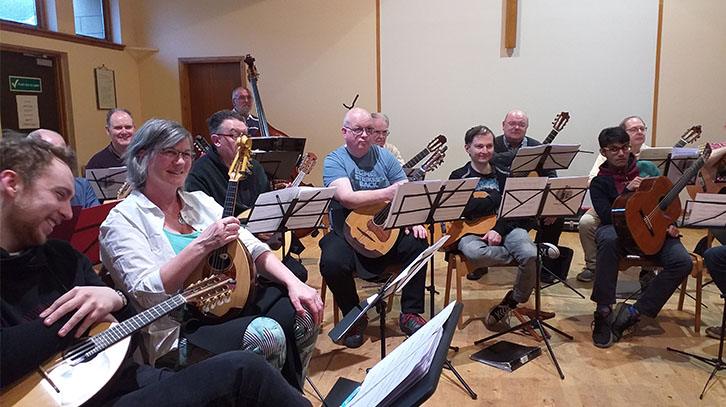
99, 118, 323, 391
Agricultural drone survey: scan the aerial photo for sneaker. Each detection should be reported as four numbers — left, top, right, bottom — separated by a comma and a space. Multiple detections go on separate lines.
577, 268, 596, 282
485, 290, 517, 328
592, 309, 614, 348
639, 269, 657, 291
343, 314, 368, 349
400, 313, 426, 335
611, 302, 639, 342
539, 243, 560, 260
466, 268, 488, 280
705, 325, 726, 340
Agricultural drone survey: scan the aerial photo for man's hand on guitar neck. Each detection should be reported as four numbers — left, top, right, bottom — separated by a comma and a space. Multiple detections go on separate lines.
626, 177, 644, 192
40, 286, 123, 338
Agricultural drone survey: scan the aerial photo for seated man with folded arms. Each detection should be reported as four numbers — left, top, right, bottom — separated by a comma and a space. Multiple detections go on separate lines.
320, 107, 429, 349
589, 126, 692, 348
578, 115, 656, 283
449, 125, 559, 329
0, 136, 310, 407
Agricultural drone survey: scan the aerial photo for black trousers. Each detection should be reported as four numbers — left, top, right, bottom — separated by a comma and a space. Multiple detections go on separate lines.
319, 231, 428, 316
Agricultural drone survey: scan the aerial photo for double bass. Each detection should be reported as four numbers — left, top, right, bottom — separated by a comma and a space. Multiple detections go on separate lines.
243, 54, 289, 138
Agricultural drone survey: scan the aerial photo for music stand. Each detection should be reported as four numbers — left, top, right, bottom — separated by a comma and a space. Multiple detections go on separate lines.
250, 137, 306, 180
383, 177, 478, 317
328, 235, 450, 360
638, 147, 673, 175
85, 167, 127, 201
510, 144, 580, 175
473, 176, 587, 380
324, 302, 465, 407
69, 201, 121, 264
667, 147, 701, 185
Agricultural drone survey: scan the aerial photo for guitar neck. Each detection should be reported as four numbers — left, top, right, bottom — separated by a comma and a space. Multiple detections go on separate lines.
89, 294, 186, 356
290, 170, 306, 188
673, 139, 687, 148
541, 129, 559, 145
223, 179, 239, 218
660, 155, 707, 210
403, 148, 430, 169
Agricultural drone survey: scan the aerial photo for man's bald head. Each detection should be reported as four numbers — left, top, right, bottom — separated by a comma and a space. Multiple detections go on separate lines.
28, 129, 66, 147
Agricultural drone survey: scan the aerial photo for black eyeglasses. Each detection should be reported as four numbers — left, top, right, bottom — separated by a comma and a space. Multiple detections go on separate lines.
602, 144, 631, 154
344, 126, 375, 136
216, 132, 248, 140
159, 148, 195, 161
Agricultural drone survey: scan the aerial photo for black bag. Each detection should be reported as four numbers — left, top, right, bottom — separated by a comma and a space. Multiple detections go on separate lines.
540, 246, 574, 283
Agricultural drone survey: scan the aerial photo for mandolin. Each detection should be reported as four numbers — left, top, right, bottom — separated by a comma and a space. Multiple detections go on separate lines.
402, 135, 447, 169
344, 147, 447, 258
1, 276, 235, 407
243, 54, 289, 138
612, 144, 712, 255
184, 137, 256, 321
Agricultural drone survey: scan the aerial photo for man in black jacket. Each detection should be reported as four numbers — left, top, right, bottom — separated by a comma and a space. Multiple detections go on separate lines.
589, 127, 691, 349
0, 136, 310, 406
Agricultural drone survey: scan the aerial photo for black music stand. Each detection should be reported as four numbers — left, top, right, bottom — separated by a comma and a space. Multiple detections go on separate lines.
510, 143, 580, 176
328, 236, 450, 361
250, 137, 306, 180
324, 303, 464, 407
85, 166, 127, 202
473, 176, 587, 380
667, 294, 726, 399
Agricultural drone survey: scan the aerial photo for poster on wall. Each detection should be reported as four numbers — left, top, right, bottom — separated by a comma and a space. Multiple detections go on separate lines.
16, 95, 40, 129
95, 66, 117, 110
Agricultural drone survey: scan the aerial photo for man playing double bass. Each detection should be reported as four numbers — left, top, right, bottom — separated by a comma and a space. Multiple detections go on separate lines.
589, 126, 692, 348
232, 87, 289, 138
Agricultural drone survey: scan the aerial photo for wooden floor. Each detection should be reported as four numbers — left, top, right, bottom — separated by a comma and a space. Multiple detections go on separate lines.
299, 230, 726, 406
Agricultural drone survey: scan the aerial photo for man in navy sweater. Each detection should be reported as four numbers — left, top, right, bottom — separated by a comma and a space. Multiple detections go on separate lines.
589, 127, 691, 348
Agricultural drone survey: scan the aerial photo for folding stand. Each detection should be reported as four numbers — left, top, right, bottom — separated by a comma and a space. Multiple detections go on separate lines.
85, 166, 127, 202
250, 137, 306, 181
667, 294, 726, 399
473, 173, 588, 380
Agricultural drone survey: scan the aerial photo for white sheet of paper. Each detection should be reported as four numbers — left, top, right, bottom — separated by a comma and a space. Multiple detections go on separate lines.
345, 301, 456, 407
683, 193, 726, 227
543, 144, 581, 171
384, 178, 478, 229
16, 94, 40, 129
431, 177, 480, 222
388, 235, 449, 295
510, 145, 548, 173
246, 186, 336, 233
541, 176, 588, 217
498, 177, 548, 219
667, 147, 700, 184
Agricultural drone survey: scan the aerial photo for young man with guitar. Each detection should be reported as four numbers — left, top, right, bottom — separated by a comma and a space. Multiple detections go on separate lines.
185, 110, 309, 282
0, 137, 311, 406
320, 107, 429, 349
589, 126, 692, 348
449, 125, 559, 328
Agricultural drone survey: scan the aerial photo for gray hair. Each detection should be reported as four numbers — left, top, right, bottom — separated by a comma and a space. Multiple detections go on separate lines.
106, 108, 133, 127
619, 115, 646, 129
123, 118, 191, 190
371, 112, 390, 127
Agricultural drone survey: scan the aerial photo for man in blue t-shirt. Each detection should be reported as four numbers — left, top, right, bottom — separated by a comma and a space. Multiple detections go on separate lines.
320, 107, 429, 349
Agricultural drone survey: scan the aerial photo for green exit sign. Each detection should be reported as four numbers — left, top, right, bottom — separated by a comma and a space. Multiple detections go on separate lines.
9, 76, 42, 93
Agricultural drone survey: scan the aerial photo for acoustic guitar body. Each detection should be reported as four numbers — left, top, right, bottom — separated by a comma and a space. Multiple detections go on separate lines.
185, 241, 256, 321
1, 322, 129, 407
686, 165, 726, 199
344, 202, 400, 258
611, 177, 681, 256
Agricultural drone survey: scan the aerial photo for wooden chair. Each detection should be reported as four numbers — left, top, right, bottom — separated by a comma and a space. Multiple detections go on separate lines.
618, 253, 704, 332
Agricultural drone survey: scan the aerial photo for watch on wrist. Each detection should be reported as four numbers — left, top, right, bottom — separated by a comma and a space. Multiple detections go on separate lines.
115, 289, 128, 308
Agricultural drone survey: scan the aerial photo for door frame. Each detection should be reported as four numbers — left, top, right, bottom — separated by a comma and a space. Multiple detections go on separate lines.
0, 44, 72, 148
178, 56, 247, 132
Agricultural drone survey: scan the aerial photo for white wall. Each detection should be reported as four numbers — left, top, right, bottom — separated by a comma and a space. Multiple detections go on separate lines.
380, 0, 659, 178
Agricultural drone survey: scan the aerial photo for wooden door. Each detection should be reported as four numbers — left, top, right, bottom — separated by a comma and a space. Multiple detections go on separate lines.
0, 48, 65, 139
179, 57, 246, 145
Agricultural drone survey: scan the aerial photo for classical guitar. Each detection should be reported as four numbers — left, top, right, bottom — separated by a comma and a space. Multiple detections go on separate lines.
344, 147, 447, 258
402, 135, 447, 169
1, 276, 235, 407
442, 192, 497, 249
243, 54, 289, 138
673, 125, 702, 148
193, 135, 211, 156
612, 144, 712, 255
185, 137, 256, 321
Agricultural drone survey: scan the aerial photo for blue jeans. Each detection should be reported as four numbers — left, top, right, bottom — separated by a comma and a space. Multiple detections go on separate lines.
458, 228, 537, 303
591, 225, 692, 317
704, 245, 726, 295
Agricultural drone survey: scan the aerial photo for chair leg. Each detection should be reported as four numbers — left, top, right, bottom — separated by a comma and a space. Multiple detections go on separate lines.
678, 277, 687, 311
445, 257, 454, 304
333, 297, 340, 326
455, 256, 465, 329
695, 272, 702, 333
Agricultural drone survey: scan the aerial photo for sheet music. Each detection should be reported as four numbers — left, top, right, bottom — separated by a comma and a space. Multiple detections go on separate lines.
85, 166, 127, 200
345, 301, 457, 407
498, 177, 548, 218
245, 186, 336, 233
384, 180, 441, 229
432, 178, 479, 221
387, 235, 449, 295
667, 147, 700, 184
542, 144, 580, 171
638, 147, 672, 173
683, 193, 726, 227
510, 145, 548, 173
541, 176, 588, 217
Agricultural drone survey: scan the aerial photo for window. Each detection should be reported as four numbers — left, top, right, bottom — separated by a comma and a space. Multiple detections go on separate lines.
0, 0, 39, 26
73, 0, 106, 40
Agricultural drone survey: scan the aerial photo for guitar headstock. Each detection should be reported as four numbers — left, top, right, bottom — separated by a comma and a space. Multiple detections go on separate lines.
552, 112, 570, 132
228, 136, 253, 181
194, 135, 210, 156
244, 54, 258, 81
700, 142, 713, 161
426, 135, 447, 153
298, 152, 317, 175
183, 275, 237, 312
680, 125, 702, 145
422, 145, 447, 172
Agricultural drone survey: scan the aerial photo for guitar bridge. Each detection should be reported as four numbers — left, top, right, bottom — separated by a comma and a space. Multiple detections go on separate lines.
639, 209, 655, 237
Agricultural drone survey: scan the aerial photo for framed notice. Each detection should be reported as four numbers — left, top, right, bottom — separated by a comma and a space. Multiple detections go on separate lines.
94, 66, 117, 110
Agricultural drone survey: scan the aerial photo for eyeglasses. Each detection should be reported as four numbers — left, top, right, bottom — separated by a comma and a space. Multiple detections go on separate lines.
371, 130, 390, 137
625, 126, 647, 133
602, 144, 631, 154
344, 126, 376, 136
216, 132, 248, 140
159, 148, 195, 161
233, 95, 253, 101
505, 121, 527, 128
